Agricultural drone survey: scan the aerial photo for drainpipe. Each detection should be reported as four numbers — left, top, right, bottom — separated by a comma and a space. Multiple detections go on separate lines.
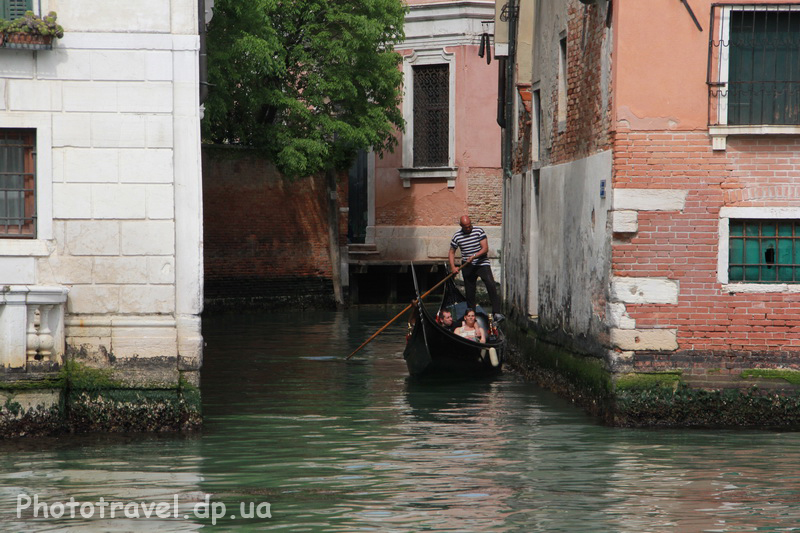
503, 0, 518, 180
499, 0, 518, 313
198, 0, 210, 104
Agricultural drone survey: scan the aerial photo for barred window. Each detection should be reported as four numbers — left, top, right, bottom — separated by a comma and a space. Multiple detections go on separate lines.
0, 129, 36, 238
709, 4, 800, 126
413, 64, 449, 167
729, 219, 800, 283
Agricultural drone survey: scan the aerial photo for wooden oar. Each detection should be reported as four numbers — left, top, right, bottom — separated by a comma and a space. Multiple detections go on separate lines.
346, 267, 461, 360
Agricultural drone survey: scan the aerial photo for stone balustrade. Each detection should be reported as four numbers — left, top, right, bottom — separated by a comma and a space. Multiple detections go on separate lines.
0, 286, 69, 369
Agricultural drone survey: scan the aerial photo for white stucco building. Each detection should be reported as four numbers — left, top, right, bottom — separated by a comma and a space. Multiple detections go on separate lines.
0, 0, 204, 387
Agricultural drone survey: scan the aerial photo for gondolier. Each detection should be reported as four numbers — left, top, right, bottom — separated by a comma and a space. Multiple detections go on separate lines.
448, 215, 504, 323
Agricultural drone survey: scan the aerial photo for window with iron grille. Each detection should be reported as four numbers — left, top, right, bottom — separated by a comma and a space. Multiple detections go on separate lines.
709, 4, 800, 126
413, 64, 449, 167
1, 0, 32, 20
729, 219, 800, 282
0, 129, 36, 238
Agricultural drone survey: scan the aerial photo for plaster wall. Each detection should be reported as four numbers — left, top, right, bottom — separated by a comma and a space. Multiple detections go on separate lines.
375, 48, 501, 226
611, 0, 800, 131
537, 150, 612, 342
502, 171, 536, 318
371, 224, 501, 264
612, 0, 709, 130
370, 1, 502, 266
0, 1, 203, 377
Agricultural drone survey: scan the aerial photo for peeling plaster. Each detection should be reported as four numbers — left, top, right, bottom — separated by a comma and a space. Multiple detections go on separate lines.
617, 105, 681, 130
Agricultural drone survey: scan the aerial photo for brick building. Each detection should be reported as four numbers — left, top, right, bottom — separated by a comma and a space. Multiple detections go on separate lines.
204, 1, 505, 307
500, 0, 800, 426
348, 0, 504, 303
202, 149, 346, 310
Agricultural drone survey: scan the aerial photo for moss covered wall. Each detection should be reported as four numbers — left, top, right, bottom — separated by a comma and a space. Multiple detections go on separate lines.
506, 318, 800, 428
0, 363, 200, 438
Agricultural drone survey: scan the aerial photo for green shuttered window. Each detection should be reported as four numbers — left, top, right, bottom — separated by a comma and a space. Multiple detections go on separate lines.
1, 0, 32, 20
729, 219, 800, 283
728, 8, 800, 125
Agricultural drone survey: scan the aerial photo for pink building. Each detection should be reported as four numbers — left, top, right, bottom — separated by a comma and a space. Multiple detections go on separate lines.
346, 0, 503, 303
501, 0, 800, 426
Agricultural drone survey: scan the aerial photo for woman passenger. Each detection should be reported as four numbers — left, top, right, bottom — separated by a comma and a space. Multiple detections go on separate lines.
454, 308, 486, 343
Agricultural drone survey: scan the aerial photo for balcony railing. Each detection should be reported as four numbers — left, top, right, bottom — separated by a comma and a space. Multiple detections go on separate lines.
0, 285, 68, 369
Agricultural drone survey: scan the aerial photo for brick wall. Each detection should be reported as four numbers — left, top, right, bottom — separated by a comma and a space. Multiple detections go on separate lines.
613, 131, 800, 357
467, 167, 503, 225
547, 2, 612, 167
202, 147, 345, 309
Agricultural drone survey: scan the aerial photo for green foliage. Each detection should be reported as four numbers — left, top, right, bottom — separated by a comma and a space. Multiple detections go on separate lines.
615, 372, 682, 392
202, 0, 406, 178
3, 397, 22, 417
0, 377, 63, 391
0, 11, 64, 38
741, 368, 800, 385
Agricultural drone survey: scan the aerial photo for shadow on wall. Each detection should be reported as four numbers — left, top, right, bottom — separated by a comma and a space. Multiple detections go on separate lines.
201, 147, 341, 307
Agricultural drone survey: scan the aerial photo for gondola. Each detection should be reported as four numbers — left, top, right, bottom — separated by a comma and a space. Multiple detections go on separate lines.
403, 271, 505, 378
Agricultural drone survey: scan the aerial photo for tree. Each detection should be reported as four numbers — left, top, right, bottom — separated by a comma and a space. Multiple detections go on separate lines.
202, 0, 406, 179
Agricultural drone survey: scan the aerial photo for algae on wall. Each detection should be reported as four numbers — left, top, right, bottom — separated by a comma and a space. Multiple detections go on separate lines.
506, 317, 800, 428
0, 362, 201, 438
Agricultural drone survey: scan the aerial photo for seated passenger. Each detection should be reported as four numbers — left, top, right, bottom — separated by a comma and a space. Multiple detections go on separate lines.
438, 309, 456, 331
454, 308, 486, 343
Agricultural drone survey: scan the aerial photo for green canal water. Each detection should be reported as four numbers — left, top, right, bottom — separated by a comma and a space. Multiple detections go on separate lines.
2, 309, 800, 531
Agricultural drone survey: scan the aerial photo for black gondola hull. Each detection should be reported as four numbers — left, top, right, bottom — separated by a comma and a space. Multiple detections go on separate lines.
403, 279, 505, 377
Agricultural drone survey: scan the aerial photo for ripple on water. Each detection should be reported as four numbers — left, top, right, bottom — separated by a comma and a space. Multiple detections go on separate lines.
1, 310, 800, 531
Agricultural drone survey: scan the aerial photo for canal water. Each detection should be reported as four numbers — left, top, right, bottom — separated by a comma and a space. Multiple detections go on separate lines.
2, 308, 800, 531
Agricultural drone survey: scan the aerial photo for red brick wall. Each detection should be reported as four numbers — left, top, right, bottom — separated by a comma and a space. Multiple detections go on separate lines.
613, 131, 800, 355
467, 167, 503, 225
202, 147, 346, 307
547, 2, 612, 167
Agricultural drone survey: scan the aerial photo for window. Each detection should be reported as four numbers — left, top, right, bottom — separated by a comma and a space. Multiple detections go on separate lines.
1, 0, 32, 20
729, 219, 800, 283
710, 4, 800, 126
0, 129, 36, 238
412, 64, 449, 167
400, 49, 456, 188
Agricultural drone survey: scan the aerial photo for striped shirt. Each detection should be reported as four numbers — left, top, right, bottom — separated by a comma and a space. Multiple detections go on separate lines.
450, 226, 490, 267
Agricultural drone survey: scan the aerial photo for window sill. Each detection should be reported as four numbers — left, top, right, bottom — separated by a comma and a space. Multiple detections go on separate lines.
0, 239, 50, 257
709, 125, 800, 151
399, 167, 457, 189
722, 282, 800, 294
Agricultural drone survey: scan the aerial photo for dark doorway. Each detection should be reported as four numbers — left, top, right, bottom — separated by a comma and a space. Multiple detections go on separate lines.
348, 150, 368, 244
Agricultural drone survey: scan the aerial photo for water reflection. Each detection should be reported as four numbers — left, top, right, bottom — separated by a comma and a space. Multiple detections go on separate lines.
0, 309, 798, 531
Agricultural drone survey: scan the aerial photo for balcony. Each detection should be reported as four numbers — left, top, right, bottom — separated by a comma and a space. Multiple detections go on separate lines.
0, 285, 68, 370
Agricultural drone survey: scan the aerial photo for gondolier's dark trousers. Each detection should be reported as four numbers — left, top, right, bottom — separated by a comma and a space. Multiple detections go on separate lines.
461, 264, 501, 314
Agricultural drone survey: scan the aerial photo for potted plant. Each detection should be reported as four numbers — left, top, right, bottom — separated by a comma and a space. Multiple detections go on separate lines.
2, 11, 64, 47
